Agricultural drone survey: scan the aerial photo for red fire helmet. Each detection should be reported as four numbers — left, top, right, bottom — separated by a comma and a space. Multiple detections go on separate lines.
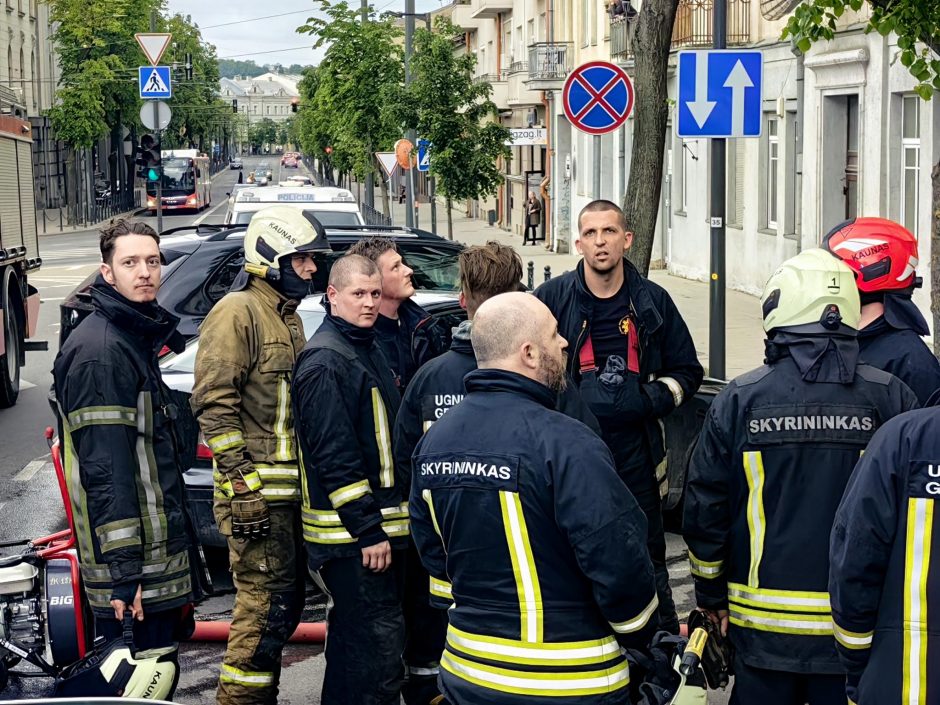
822, 217, 919, 294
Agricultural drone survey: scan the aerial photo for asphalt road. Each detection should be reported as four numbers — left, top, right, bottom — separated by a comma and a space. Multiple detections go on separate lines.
0, 154, 731, 702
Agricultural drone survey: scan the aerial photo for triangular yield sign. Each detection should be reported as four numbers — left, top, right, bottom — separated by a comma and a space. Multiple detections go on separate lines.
135, 33, 172, 65
375, 152, 398, 179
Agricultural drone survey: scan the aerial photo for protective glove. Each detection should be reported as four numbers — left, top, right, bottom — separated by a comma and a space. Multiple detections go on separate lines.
599, 355, 626, 386
231, 489, 271, 539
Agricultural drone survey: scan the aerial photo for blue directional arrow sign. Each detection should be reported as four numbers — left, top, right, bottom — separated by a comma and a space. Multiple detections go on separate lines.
416, 138, 431, 173
139, 66, 172, 100
677, 51, 762, 138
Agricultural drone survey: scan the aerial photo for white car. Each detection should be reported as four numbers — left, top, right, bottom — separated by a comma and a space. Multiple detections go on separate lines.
223, 185, 365, 227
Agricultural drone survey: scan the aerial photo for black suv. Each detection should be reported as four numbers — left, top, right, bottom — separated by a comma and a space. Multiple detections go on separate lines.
59, 223, 464, 346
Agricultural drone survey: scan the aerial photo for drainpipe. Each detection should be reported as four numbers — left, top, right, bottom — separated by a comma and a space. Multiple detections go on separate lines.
542, 91, 552, 249
792, 41, 804, 251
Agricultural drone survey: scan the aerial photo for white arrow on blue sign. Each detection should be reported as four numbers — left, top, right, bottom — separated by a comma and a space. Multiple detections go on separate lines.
416, 138, 431, 172
139, 66, 172, 100
676, 50, 762, 138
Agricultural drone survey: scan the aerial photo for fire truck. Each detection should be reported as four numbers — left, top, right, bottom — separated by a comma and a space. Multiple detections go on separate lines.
0, 115, 43, 408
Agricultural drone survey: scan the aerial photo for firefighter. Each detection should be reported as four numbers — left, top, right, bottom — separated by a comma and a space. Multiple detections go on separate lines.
52, 219, 193, 695
534, 199, 703, 633
823, 216, 940, 405
191, 206, 329, 705
293, 254, 408, 705
683, 248, 918, 705
347, 236, 443, 392
829, 406, 940, 705
409, 291, 658, 705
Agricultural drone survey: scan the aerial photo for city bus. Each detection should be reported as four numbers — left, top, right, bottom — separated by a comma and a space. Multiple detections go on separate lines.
146, 149, 212, 214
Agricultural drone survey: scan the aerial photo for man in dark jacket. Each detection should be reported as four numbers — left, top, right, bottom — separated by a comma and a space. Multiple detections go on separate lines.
410, 292, 659, 705
829, 407, 940, 705
534, 199, 703, 633
53, 219, 192, 694
823, 217, 940, 405
683, 249, 918, 705
292, 254, 407, 705
393, 241, 599, 705
348, 236, 442, 393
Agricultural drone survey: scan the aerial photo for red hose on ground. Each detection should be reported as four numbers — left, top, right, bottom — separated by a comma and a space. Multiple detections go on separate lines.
190, 620, 326, 643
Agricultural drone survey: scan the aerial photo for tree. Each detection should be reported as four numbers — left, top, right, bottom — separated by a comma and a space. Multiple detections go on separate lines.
782, 0, 940, 350
218, 59, 265, 79
389, 18, 510, 239
622, 0, 682, 274
249, 118, 278, 150
298, 2, 404, 212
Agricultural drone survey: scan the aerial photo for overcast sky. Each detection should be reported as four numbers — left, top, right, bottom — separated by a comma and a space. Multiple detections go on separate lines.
165, 0, 449, 69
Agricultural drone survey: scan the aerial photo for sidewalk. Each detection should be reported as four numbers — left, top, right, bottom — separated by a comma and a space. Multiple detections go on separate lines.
379, 192, 766, 379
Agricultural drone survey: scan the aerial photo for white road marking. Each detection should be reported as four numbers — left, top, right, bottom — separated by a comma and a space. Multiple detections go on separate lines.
13, 459, 50, 482
19, 379, 36, 390
193, 198, 229, 226
41, 297, 66, 302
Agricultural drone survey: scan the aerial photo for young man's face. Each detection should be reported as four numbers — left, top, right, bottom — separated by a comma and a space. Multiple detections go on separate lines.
100, 234, 162, 303
288, 253, 318, 280
576, 210, 633, 275
327, 272, 383, 327
376, 249, 415, 302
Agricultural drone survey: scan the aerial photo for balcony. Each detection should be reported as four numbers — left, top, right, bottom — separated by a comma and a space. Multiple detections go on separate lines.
452, 0, 484, 30
525, 42, 572, 90
475, 72, 509, 107
470, 0, 513, 19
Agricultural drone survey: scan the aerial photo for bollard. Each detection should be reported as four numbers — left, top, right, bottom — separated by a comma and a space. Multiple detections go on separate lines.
527, 261, 535, 289
543, 265, 552, 283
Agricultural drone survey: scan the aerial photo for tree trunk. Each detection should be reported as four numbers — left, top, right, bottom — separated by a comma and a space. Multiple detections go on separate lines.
622, 0, 680, 276
446, 197, 454, 240
931, 158, 940, 354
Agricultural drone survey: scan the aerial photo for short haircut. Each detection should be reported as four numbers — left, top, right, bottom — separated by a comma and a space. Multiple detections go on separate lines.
577, 199, 628, 233
346, 236, 398, 263
328, 253, 380, 290
99, 219, 160, 265
471, 292, 543, 365
459, 241, 523, 317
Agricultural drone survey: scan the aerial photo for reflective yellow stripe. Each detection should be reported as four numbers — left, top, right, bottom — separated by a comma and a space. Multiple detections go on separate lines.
422, 489, 443, 538
658, 376, 684, 406
430, 577, 453, 601
95, 518, 141, 553
446, 625, 621, 667
302, 502, 408, 526
728, 583, 830, 614
903, 497, 933, 705
328, 479, 371, 508
240, 470, 262, 492
220, 664, 274, 687
609, 594, 659, 635
422, 420, 434, 432
207, 430, 245, 453
743, 451, 767, 587
372, 388, 394, 487
688, 549, 724, 579
729, 605, 833, 636
832, 621, 873, 650
273, 377, 293, 462
68, 405, 137, 430
440, 650, 629, 697
302, 516, 410, 544
499, 491, 543, 643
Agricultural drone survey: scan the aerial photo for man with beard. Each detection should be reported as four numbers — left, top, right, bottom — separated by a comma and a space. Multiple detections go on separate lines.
535, 200, 703, 634
410, 292, 658, 705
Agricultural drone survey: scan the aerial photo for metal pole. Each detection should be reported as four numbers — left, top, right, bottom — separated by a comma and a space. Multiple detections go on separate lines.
592, 134, 601, 199
404, 0, 415, 228
151, 10, 164, 234
709, 0, 727, 379
430, 174, 438, 236
362, 0, 375, 209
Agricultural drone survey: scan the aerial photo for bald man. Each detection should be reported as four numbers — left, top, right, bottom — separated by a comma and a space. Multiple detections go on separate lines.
409, 293, 658, 705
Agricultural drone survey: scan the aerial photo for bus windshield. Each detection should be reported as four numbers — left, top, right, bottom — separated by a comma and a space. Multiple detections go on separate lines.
147, 158, 195, 196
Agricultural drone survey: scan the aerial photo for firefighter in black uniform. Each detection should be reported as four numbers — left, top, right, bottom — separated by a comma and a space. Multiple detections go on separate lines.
53, 220, 193, 698
534, 199, 703, 633
410, 291, 659, 705
683, 248, 918, 705
823, 216, 940, 405
292, 254, 408, 705
829, 407, 940, 705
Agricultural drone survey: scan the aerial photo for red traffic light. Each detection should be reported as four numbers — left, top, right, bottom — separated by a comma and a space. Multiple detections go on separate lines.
325, 146, 333, 154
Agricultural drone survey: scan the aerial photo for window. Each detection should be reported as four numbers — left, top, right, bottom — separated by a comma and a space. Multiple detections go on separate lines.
581, 0, 590, 46
767, 119, 779, 228
900, 95, 920, 236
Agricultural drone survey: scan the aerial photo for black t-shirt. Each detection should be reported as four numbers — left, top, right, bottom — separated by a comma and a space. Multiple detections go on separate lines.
589, 279, 632, 373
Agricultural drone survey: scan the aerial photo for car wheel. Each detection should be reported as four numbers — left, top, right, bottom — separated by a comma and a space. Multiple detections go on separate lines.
0, 280, 22, 409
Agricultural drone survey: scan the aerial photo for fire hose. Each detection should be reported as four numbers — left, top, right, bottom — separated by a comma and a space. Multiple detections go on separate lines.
190, 620, 326, 643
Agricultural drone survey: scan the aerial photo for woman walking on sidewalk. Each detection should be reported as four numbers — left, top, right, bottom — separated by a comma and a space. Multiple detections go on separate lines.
524, 191, 541, 244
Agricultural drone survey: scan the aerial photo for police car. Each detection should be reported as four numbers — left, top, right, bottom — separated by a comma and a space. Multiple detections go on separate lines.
223, 185, 365, 227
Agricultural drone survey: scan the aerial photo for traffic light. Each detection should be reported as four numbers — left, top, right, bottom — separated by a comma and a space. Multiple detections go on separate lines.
290, 98, 298, 113
135, 133, 161, 181
232, 99, 238, 113
185, 53, 193, 81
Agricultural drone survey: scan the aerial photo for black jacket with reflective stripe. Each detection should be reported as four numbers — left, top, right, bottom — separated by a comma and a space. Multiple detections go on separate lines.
410, 369, 658, 703
830, 407, 940, 705
534, 259, 703, 471
683, 351, 917, 673
52, 277, 192, 617
374, 297, 443, 393
293, 314, 408, 570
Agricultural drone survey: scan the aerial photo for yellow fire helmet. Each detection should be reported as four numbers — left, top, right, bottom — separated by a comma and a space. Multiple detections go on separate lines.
54, 642, 180, 700
760, 248, 861, 334
244, 205, 330, 275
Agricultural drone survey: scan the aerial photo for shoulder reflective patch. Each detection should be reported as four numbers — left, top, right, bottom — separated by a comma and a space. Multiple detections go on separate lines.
415, 452, 519, 492
746, 404, 877, 445
909, 462, 940, 499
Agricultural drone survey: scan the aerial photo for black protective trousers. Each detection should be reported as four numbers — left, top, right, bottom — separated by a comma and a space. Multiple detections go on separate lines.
729, 657, 846, 705
318, 550, 406, 705
402, 539, 449, 705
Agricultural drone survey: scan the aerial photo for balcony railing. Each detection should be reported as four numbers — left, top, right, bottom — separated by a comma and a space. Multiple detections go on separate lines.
507, 61, 529, 75
474, 72, 508, 84
527, 42, 572, 83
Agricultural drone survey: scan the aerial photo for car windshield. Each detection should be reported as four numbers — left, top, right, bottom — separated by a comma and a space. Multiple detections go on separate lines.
233, 209, 362, 226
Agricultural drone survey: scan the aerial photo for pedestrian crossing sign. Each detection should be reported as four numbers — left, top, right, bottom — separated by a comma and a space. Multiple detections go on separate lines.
139, 66, 172, 99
